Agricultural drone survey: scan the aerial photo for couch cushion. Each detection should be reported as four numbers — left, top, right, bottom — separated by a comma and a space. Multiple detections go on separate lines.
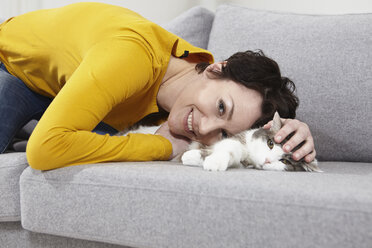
162, 6, 214, 49
0, 221, 129, 248
0, 153, 28, 221
20, 162, 372, 248
208, 5, 372, 162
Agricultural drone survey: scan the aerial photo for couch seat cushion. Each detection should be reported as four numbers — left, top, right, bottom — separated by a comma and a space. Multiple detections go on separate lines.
20, 162, 372, 248
207, 5, 372, 162
0, 153, 28, 221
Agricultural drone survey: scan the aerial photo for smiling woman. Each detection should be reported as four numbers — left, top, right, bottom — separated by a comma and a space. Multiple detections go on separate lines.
158, 50, 298, 146
0, 2, 316, 170
156, 49, 315, 160
196, 50, 299, 127
166, 67, 264, 145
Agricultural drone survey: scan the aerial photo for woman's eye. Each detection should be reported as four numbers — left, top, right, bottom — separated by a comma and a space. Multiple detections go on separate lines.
218, 100, 225, 115
267, 139, 274, 149
221, 130, 228, 139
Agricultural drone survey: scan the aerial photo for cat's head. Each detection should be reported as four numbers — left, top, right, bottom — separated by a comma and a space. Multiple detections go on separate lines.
244, 112, 321, 172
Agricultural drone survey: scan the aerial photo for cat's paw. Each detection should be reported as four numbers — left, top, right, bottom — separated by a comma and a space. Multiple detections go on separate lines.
181, 150, 203, 167
262, 161, 287, 171
203, 153, 230, 171
302, 159, 323, 172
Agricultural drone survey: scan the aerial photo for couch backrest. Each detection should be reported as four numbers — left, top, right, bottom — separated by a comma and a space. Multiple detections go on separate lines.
207, 5, 372, 162
163, 6, 215, 50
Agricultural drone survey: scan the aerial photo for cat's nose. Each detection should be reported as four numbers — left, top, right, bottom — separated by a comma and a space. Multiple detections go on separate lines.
264, 158, 271, 164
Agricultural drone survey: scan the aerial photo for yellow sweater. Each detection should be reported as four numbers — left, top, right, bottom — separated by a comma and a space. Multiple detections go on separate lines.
0, 2, 214, 170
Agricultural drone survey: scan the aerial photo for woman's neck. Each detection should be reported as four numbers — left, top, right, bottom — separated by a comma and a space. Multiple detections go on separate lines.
157, 56, 199, 112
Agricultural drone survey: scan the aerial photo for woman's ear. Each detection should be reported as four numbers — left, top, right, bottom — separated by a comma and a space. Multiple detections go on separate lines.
205, 61, 227, 78
206, 61, 227, 73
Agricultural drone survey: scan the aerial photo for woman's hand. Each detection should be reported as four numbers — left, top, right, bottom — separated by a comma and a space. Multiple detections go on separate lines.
155, 121, 191, 160
263, 118, 316, 163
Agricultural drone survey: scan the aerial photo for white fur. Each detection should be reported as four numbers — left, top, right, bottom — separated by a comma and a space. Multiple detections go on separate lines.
117, 125, 160, 136
119, 123, 291, 172
262, 161, 287, 171
242, 129, 284, 169
127, 126, 160, 135
117, 112, 320, 172
182, 128, 287, 172
202, 139, 245, 171
181, 149, 203, 167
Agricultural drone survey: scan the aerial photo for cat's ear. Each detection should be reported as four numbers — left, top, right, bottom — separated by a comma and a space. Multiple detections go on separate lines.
270, 111, 282, 133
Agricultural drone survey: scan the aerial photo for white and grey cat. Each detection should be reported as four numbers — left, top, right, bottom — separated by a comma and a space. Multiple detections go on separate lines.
116, 112, 321, 172
181, 112, 321, 172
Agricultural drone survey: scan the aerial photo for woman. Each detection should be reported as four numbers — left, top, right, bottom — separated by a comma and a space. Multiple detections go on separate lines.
0, 2, 315, 170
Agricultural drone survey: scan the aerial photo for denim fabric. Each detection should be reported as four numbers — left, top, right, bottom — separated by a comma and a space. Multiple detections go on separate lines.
92, 122, 118, 136
0, 62, 117, 153
0, 62, 52, 153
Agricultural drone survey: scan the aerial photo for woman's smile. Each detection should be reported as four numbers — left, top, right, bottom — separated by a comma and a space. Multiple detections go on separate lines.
184, 108, 195, 136
161, 60, 264, 146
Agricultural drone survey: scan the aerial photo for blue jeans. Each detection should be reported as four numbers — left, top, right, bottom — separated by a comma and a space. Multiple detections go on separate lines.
0, 62, 118, 153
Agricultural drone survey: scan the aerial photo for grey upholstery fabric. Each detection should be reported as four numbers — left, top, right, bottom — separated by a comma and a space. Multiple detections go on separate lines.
1, 5, 372, 248
0, 153, 28, 221
163, 6, 215, 49
0, 222, 128, 248
20, 161, 372, 248
208, 5, 372, 162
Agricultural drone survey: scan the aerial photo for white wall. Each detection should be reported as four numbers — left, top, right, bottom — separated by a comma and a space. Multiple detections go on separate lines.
1, 0, 372, 23
0, 0, 209, 24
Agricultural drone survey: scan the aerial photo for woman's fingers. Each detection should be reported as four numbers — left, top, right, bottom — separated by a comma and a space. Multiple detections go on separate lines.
291, 136, 315, 161
304, 148, 316, 163
274, 119, 315, 161
254, 118, 316, 162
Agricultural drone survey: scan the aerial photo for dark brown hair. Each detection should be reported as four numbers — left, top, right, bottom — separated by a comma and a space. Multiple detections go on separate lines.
195, 50, 299, 128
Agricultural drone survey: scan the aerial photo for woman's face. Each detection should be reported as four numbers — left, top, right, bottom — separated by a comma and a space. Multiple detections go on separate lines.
168, 65, 263, 145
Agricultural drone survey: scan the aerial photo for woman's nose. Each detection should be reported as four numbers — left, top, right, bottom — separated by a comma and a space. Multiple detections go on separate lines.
198, 117, 223, 136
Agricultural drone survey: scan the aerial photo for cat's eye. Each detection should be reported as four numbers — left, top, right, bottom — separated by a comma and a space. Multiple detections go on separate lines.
280, 159, 290, 165
218, 99, 225, 116
267, 139, 274, 149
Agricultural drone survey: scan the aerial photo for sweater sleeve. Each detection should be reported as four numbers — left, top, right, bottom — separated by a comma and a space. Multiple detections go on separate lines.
26, 39, 172, 170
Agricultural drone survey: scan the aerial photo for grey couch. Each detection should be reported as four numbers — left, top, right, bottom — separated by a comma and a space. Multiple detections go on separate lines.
1, 4, 371, 248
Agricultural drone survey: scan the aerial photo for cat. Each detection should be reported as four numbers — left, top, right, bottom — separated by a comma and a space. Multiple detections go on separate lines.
181, 112, 321, 172
115, 112, 321, 172
115, 125, 160, 136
